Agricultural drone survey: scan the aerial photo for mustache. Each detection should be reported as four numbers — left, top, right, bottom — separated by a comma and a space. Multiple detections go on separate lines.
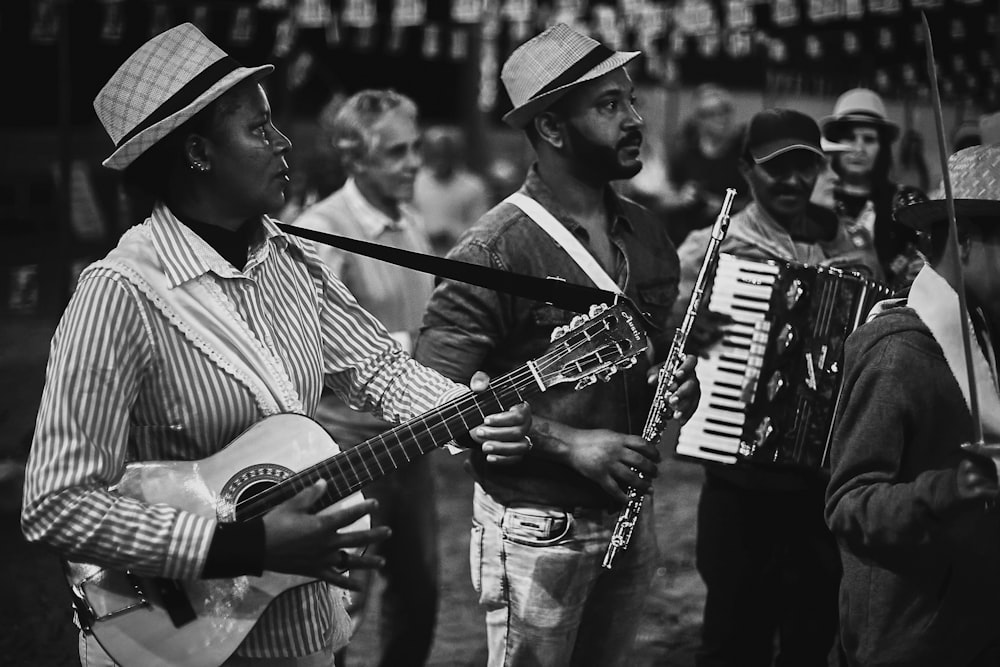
618, 133, 643, 149
772, 186, 806, 197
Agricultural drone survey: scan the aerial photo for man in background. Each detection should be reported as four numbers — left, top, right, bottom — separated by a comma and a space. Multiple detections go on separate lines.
678, 109, 843, 667
293, 89, 438, 667
664, 83, 749, 245
413, 125, 491, 255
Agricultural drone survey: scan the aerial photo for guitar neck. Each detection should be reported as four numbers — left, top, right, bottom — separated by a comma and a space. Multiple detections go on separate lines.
237, 368, 539, 520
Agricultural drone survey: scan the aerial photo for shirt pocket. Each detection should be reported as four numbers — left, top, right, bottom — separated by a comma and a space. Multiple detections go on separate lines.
636, 281, 679, 329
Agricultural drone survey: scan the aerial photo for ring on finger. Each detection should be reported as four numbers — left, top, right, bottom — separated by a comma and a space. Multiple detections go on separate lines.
524, 435, 534, 453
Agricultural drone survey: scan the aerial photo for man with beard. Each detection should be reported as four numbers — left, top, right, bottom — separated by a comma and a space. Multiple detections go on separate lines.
413, 23, 700, 666
292, 89, 439, 667
678, 109, 844, 667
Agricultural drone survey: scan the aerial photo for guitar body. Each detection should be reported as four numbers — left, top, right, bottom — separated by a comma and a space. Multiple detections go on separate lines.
66, 414, 368, 667
60, 302, 647, 667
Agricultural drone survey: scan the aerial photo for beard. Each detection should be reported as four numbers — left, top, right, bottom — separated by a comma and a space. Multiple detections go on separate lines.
563, 121, 643, 182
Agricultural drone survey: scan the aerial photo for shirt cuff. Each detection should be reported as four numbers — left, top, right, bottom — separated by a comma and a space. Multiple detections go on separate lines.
201, 517, 267, 578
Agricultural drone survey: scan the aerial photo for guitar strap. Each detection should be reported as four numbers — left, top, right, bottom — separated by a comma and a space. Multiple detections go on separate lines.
503, 192, 624, 296
279, 223, 624, 316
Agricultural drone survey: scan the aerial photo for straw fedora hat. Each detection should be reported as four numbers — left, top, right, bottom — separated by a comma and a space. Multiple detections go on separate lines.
94, 23, 273, 170
501, 23, 640, 129
820, 88, 900, 143
895, 145, 1000, 231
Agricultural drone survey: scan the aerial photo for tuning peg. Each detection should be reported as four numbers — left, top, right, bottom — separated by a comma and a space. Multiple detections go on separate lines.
551, 325, 568, 341
589, 303, 608, 317
574, 375, 598, 390
569, 314, 587, 330
620, 357, 638, 370
598, 367, 618, 383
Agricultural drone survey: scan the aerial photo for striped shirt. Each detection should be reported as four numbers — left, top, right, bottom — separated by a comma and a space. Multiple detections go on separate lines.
22, 203, 462, 658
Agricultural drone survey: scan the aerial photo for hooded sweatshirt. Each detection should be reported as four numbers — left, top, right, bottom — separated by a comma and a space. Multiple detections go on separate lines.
826, 300, 1000, 667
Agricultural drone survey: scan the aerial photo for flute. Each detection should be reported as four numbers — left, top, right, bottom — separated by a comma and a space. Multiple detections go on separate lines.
602, 188, 737, 569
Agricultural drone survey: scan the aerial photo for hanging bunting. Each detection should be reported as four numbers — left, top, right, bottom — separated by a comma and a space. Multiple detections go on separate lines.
867, 0, 900, 16
697, 33, 721, 57
29, 0, 59, 44
191, 5, 210, 34
326, 14, 341, 45
231, 6, 256, 45
8, 265, 40, 315
296, 0, 333, 28
949, 18, 965, 39
273, 17, 296, 57
805, 33, 823, 59
99, 0, 125, 43
552, 0, 587, 29
874, 68, 890, 92
453, 0, 484, 23
343, 0, 378, 28
392, 0, 426, 26
844, 0, 864, 19
422, 22, 441, 59
842, 29, 860, 54
502, 0, 535, 22
258, 0, 289, 10
677, 0, 718, 36
767, 36, 788, 62
771, 0, 800, 28
150, 4, 172, 37
726, 29, 753, 58
877, 25, 894, 51
911, 0, 943, 8
478, 11, 500, 112
389, 0, 425, 53
636, 4, 669, 53
806, 0, 844, 23
902, 63, 917, 87
593, 5, 624, 50
725, 0, 754, 30
450, 27, 470, 60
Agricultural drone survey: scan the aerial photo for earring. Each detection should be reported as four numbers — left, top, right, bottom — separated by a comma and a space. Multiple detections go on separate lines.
190, 162, 208, 172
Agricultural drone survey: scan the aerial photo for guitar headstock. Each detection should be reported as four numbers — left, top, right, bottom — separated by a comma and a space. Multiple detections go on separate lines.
538, 302, 647, 391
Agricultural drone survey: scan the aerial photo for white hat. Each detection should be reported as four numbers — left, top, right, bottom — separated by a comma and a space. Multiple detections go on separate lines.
500, 24, 640, 129
820, 88, 900, 143
94, 23, 273, 170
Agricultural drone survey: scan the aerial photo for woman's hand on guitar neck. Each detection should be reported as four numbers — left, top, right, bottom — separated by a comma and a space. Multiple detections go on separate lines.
262, 481, 390, 588
468, 370, 533, 465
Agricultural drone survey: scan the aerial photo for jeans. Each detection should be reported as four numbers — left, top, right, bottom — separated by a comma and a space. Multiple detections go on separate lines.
471, 484, 658, 667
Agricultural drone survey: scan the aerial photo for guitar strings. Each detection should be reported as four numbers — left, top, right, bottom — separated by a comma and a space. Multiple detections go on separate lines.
232, 314, 633, 521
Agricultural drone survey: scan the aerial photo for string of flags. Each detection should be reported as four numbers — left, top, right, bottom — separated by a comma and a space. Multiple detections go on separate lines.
21, 0, 1000, 110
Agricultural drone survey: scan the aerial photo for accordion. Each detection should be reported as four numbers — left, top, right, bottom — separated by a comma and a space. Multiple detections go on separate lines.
675, 253, 891, 471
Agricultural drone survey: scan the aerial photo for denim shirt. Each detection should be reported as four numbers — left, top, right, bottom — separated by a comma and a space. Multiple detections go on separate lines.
414, 166, 680, 509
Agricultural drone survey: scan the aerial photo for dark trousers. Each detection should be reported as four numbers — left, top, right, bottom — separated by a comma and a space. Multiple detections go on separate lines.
338, 455, 440, 667
695, 471, 841, 667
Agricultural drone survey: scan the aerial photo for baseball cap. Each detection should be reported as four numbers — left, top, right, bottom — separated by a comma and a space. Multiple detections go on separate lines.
743, 108, 825, 164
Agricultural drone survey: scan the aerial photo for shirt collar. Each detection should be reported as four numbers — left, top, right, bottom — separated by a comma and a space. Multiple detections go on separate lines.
342, 178, 417, 239
520, 164, 634, 239
150, 202, 288, 288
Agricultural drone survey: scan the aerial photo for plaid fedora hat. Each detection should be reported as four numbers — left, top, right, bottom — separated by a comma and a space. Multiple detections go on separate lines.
896, 145, 1000, 231
94, 23, 273, 170
500, 23, 640, 129
820, 88, 900, 143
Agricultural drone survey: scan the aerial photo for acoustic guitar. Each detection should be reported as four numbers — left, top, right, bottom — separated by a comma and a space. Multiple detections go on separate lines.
64, 301, 646, 666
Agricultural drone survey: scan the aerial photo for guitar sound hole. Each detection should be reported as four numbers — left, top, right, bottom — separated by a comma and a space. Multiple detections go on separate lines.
233, 480, 278, 522
219, 464, 294, 522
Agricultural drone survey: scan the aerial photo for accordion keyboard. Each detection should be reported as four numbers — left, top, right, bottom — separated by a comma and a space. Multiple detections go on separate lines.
676, 254, 780, 464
